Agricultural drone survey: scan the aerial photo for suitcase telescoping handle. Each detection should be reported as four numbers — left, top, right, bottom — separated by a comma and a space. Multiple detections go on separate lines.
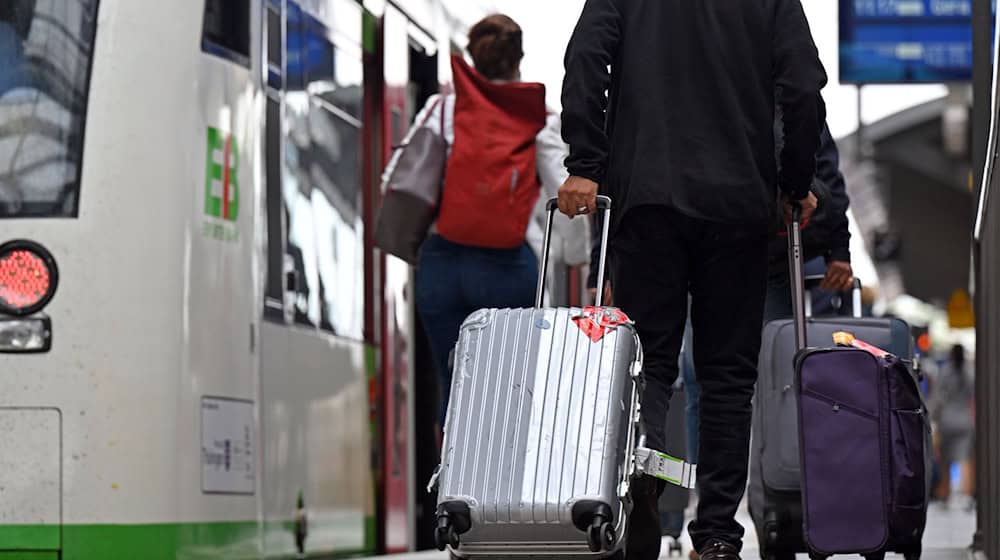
788, 206, 808, 350
537, 196, 612, 308
788, 206, 864, 351
802, 275, 863, 319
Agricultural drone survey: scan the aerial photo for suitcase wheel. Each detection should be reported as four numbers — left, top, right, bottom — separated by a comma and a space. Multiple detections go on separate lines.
435, 517, 460, 551
434, 520, 460, 550
586, 517, 616, 553
574, 501, 616, 553
435, 502, 471, 551
668, 538, 682, 556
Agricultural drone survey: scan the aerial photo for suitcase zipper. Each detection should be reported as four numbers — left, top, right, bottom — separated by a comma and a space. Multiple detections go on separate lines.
801, 388, 879, 420
895, 408, 932, 433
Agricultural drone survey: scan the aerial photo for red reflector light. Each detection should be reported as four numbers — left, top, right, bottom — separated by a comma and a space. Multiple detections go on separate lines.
0, 241, 58, 316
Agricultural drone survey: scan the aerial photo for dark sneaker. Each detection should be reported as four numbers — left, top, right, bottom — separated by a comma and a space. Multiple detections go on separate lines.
698, 540, 741, 560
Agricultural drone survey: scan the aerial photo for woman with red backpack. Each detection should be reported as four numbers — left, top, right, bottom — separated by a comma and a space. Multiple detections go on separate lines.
409, 15, 588, 423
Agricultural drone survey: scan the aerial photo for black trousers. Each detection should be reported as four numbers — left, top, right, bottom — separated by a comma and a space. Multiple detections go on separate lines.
611, 206, 769, 557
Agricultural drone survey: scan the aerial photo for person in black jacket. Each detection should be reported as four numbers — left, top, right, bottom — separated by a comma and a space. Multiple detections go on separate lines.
558, 1, 826, 559
764, 121, 854, 320
585, 121, 853, 308
585, 122, 854, 306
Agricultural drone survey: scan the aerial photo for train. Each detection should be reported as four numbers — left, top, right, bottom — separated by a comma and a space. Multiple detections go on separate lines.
0, 0, 591, 558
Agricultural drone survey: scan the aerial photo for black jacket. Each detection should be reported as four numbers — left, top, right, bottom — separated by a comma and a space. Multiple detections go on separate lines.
769, 121, 851, 268
588, 119, 851, 289
562, 0, 827, 231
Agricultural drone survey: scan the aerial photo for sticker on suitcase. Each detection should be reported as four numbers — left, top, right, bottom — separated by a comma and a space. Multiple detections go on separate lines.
572, 307, 633, 342
635, 447, 697, 489
833, 331, 893, 358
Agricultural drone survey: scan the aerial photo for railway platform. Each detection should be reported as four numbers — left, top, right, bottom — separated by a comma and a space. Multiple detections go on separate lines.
363, 499, 977, 560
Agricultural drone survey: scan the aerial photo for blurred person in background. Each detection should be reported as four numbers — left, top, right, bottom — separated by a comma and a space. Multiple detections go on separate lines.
929, 343, 975, 506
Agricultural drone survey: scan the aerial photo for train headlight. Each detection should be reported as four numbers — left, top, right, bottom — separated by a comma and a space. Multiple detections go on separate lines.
0, 240, 59, 317
0, 316, 51, 353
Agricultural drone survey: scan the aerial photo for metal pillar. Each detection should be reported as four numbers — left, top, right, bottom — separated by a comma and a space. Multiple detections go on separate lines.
972, 0, 995, 555
974, 0, 993, 194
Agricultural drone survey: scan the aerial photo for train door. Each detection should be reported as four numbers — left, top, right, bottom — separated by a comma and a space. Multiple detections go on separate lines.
259, 0, 374, 557
369, 5, 443, 552
406, 30, 442, 552
376, 5, 413, 553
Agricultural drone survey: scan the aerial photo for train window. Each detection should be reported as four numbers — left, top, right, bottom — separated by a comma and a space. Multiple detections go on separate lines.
281, 1, 364, 339
201, 0, 250, 66
266, 5, 282, 89
285, 1, 306, 90
263, 97, 285, 320
315, 46, 364, 121
287, 2, 364, 119
281, 110, 364, 338
0, 0, 99, 218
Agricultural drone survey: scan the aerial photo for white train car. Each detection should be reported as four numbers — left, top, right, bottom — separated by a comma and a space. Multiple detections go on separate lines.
0, 0, 485, 557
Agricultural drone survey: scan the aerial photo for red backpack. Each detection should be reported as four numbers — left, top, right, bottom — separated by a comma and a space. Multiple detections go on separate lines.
436, 56, 547, 249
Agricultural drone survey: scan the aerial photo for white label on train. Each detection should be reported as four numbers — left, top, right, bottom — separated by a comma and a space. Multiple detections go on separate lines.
201, 397, 255, 494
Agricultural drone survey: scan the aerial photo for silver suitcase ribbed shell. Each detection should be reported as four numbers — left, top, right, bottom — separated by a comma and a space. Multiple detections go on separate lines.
435, 306, 641, 558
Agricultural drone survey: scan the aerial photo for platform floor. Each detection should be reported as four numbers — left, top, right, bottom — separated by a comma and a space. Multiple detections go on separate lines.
365, 497, 976, 560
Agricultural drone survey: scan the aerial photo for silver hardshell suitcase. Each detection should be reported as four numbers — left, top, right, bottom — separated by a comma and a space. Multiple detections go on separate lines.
431, 197, 643, 558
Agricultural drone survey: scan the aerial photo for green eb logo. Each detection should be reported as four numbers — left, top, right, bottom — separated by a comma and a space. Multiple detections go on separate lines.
205, 127, 239, 221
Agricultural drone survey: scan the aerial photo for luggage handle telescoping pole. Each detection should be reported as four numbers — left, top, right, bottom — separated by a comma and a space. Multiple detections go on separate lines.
802, 275, 863, 318
537, 196, 612, 308
789, 201, 864, 343
788, 205, 808, 350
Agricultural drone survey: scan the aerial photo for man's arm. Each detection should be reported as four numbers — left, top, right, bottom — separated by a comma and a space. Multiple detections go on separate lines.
561, 0, 622, 184
814, 123, 854, 291
558, 0, 623, 218
773, 0, 827, 202
816, 124, 851, 263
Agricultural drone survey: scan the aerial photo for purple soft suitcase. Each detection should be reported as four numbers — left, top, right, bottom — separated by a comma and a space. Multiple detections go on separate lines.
787, 209, 929, 560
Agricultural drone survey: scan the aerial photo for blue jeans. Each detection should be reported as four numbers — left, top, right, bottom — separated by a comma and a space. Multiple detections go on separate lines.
415, 235, 538, 425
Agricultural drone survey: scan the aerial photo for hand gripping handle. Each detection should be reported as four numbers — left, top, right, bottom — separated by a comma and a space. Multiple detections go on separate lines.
537, 196, 612, 308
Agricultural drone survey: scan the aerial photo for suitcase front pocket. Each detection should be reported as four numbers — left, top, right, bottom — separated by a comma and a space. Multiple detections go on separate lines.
799, 390, 888, 554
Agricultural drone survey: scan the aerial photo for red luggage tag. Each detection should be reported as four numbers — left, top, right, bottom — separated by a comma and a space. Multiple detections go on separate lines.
573, 307, 632, 343
832, 331, 891, 358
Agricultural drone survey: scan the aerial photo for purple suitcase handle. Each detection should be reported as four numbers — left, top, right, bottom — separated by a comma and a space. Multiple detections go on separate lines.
787, 206, 864, 350
788, 206, 809, 350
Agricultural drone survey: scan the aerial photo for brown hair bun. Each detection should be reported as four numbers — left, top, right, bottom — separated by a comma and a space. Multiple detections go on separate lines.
467, 14, 523, 81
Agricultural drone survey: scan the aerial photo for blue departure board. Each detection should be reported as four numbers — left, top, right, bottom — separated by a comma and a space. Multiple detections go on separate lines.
839, 0, 991, 83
